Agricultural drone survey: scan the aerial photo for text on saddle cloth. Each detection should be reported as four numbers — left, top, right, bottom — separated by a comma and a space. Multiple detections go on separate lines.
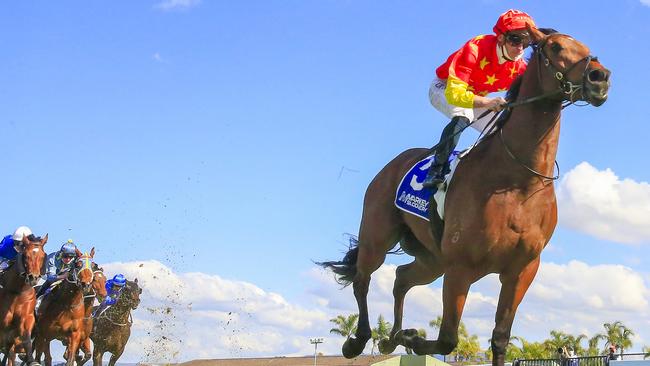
394, 150, 467, 220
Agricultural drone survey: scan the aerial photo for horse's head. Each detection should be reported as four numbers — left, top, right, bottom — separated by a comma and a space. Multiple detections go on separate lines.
74, 247, 96, 291
16, 233, 48, 286
528, 24, 610, 106
124, 278, 142, 310
91, 263, 108, 301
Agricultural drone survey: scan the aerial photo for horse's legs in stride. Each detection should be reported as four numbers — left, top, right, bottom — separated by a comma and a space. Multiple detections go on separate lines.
65, 334, 81, 366
19, 332, 37, 366
491, 259, 540, 366
91, 349, 103, 366
379, 257, 442, 354
77, 339, 92, 366
6, 344, 15, 366
343, 219, 401, 357
405, 268, 475, 355
42, 341, 52, 366
108, 347, 125, 366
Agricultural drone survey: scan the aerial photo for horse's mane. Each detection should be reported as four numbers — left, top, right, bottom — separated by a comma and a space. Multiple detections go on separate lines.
505, 28, 559, 103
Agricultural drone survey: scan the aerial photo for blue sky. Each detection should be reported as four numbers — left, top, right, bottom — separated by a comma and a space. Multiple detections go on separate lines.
3, 0, 650, 362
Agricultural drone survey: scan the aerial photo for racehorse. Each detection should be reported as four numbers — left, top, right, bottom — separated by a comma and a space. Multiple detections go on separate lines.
33, 248, 97, 366
75, 263, 107, 366
0, 234, 47, 366
319, 25, 610, 366
91, 279, 141, 366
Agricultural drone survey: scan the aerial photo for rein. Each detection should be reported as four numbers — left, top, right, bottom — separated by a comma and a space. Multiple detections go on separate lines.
98, 311, 133, 327
479, 34, 597, 182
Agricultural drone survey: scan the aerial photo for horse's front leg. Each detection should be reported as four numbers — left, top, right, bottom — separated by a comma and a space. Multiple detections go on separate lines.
7, 343, 15, 366
65, 333, 81, 366
380, 257, 442, 354
405, 267, 476, 355
491, 258, 540, 366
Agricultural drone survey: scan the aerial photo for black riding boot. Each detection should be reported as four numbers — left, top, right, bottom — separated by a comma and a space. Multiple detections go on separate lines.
423, 116, 470, 188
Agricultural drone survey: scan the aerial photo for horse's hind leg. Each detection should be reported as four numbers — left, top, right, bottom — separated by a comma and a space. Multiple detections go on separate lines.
379, 246, 443, 354
491, 258, 540, 366
343, 221, 402, 358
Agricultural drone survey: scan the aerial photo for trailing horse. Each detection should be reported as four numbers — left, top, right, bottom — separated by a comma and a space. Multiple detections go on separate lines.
91, 279, 141, 366
0, 234, 47, 366
33, 248, 97, 366
319, 25, 610, 366
75, 262, 107, 366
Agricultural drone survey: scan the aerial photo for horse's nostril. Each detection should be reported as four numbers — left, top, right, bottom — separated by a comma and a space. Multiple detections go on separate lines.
588, 69, 606, 83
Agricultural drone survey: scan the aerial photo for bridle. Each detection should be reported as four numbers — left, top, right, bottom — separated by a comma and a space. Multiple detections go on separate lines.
497, 33, 600, 182
534, 35, 597, 105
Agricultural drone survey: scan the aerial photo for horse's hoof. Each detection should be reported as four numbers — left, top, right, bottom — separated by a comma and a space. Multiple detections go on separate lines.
399, 328, 425, 350
378, 338, 397, 354
342, 337, 365, 359
29, 362, 41, 366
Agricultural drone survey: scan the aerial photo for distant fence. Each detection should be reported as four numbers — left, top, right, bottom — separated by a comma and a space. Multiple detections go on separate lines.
517, 354, 650, 366
517, 356, 608, 366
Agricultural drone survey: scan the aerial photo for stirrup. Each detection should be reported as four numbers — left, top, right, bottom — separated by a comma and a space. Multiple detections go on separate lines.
423, 174, 445, 189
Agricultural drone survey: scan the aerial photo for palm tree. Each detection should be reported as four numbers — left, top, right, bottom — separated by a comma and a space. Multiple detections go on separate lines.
565, 334, 588, 356
642, 345, 650, 359
598, 321, 635, 356
543, 330, 570, 356
329, 313, 359, 339
370, 315, 391, 355
587, 334, 606, 356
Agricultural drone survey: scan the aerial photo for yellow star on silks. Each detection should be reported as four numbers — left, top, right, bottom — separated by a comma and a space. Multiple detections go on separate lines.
474, 35, 485, 40
479, 57, 490, 70
485, 74, 498, 86
510, 65, 518, 77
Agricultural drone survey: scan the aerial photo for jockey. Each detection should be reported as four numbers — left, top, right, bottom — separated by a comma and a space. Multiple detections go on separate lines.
0, 226, 33, 273
423, 9, 537, 187
36, 239, 79, 298
94, 274, 127, 317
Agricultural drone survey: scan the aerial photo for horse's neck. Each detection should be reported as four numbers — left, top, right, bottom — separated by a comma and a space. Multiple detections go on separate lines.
61, 281, 84, 303
108, 301, 131, 322
499, 58, 563, 182
2, 265, 30, 294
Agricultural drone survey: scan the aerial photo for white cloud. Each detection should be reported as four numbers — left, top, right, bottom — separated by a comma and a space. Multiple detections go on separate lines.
155, 0, 201, 11
641, 0, 650, 7
152, 52, 166, 63
85, 260, 650, 363
557, 162, 650, 244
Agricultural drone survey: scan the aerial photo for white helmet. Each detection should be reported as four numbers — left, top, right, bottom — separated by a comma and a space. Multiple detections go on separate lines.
12, 226, 33, 241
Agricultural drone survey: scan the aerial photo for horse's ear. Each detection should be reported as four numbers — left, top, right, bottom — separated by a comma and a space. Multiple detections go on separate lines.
528, 23, 545, 44
75, 248, 83, 258
134, 278, 138, 284
90, 247, 95, 257
43, 233, 48, 245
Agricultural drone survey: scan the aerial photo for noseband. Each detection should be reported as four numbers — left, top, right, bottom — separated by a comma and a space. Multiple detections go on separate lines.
535, 35, 598, 103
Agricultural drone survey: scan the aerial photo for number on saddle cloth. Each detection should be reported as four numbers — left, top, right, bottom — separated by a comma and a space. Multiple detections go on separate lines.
395, 150, 465, 221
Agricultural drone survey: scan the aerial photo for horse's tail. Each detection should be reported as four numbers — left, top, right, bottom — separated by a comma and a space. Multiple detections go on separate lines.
316, 236, 361, 287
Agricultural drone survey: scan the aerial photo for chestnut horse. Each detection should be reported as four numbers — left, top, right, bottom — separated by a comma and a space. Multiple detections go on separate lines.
91, 279, 141, 366
33, 248, 96, 366
75, 263, 107, 366
0, 234, 47, 366
319, 25, 610, 366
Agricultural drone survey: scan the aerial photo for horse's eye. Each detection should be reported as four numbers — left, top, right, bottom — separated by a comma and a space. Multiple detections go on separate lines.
551, 43, 563, 54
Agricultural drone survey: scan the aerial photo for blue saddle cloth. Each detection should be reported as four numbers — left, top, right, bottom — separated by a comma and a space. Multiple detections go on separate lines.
394, 151, 459, 221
